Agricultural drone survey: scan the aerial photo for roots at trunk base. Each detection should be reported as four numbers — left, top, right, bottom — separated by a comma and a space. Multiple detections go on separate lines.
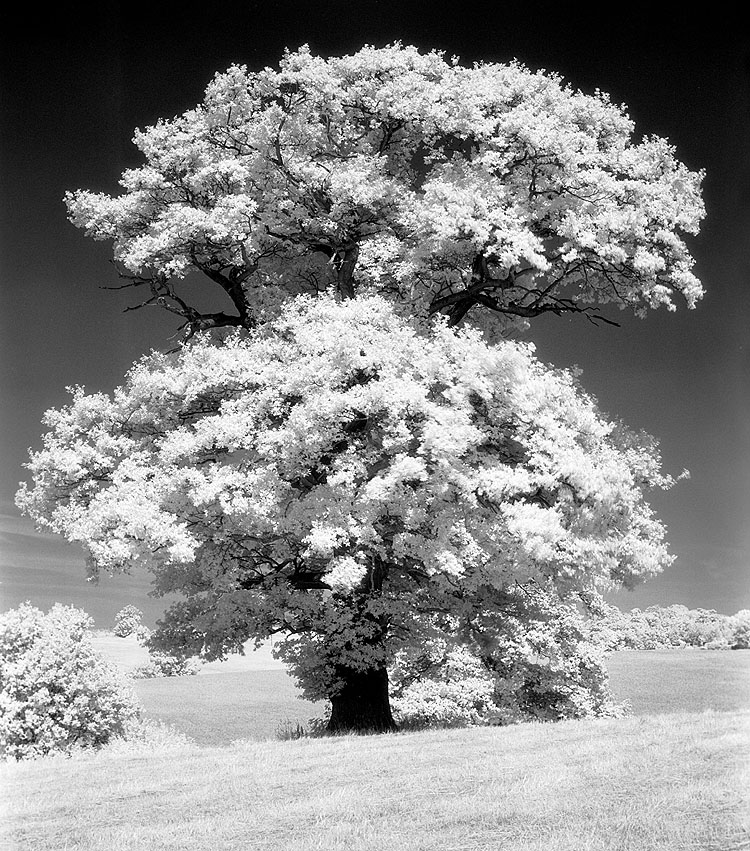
327, 665, 398, 733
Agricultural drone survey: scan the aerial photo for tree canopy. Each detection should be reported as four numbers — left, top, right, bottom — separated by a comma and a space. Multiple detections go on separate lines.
66, 44, 704, 338
18, 45, 705, 733
18, 295, 677, 730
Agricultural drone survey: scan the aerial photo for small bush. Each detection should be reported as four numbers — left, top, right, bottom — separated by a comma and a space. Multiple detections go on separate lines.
134, 624, 151, 642
113, 605, 144, 638
0, 603, 140, 760
391, 648, 496, 730
274, 719, 309, 741
130, 651, 202, 679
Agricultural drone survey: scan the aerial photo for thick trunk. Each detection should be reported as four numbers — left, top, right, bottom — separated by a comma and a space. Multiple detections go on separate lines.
335, 244, 359, 300
327, 665, 398, 734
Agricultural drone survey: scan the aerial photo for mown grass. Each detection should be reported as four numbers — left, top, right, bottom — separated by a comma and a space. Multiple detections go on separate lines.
124, 649, 750, 747
3, 710, 748, 851
3, 647, 747, 849
606, 649, 750, 715
91, 633, 322, 744
133, 669, 323, 745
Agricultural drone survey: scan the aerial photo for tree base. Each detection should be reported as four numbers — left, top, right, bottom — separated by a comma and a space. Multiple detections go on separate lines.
327, 666, 398, 734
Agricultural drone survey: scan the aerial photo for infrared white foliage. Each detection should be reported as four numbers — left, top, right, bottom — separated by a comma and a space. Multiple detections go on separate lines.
17, 44, 704, 724
0, 604, 140, 759
18, 295, 675, 703
64, 44, 704, 337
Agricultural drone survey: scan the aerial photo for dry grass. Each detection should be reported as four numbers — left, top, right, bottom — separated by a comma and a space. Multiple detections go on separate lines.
3, 710, 749, 851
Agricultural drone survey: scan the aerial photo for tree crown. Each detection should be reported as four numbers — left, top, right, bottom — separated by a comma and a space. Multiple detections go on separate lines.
66, 44, 704, 338
17, 296, 675, 673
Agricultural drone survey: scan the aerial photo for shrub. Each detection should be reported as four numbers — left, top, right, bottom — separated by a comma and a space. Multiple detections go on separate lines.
134, 624, 151, 642
130, 651, 202, 679
0, 603, 140, 760
730, 610, 750, 649
391, 647, 497, 730
390, 591, 625, 730
113, 605, 144, 638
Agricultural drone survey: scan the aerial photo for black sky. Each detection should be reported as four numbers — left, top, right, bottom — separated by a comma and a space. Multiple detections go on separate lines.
1, 3, 748, 625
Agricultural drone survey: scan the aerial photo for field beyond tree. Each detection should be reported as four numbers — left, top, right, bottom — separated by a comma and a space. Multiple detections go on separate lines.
96, 638, 750, 745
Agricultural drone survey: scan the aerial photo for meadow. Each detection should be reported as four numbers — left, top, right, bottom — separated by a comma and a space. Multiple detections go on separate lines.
2, 644, 749, 850
91, 634, 750, 745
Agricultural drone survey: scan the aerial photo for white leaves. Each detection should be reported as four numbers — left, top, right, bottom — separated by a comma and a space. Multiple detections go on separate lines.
65, 44, 704, 331
0, 603, 140, 759
324, 556, 368, 593
19, 294, 674, 602
15, 291, 683, 702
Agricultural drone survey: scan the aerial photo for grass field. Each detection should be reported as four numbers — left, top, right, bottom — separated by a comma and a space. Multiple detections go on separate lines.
606, 649, 750, 715
3, 710, 748, 850
90, 633, 750, 745
90, 633, 324, 744
2, 645, 749, 850
121, 642, 750, 746
133, 670, 323, 744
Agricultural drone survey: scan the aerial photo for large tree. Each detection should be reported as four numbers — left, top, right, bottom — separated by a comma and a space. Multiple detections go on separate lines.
19, 45, 705, 733
66, 44, 704, 338
18, 295, 677, 732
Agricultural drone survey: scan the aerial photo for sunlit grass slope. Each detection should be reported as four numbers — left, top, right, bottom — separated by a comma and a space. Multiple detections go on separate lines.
124, 649, 750, 747
4, 710, 748, 851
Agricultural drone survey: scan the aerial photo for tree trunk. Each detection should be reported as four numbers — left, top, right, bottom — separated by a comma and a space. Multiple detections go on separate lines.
335, 244, 359, 300
327, 665, 398, 734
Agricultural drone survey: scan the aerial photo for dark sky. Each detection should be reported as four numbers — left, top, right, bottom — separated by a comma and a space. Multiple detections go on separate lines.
1, 3, 748, 626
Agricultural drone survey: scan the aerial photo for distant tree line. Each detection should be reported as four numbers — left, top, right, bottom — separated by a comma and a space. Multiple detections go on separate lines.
592, 604, 750, 651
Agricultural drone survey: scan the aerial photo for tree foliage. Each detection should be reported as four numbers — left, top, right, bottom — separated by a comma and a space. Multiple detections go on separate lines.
113, 604, 144, 637
0, 604, 140, 759
391, 587, 624, 729
593, 603, 750, 650
18, 45, 706, 732
730, 611, 750, 650
18, 295, 677, 727
66, 44, 704, 338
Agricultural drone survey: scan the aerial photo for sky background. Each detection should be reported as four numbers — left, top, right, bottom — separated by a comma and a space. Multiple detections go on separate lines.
1, 3, 748, 627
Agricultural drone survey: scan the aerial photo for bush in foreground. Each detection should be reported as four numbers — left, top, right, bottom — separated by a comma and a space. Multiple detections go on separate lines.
0, 603, 140, 760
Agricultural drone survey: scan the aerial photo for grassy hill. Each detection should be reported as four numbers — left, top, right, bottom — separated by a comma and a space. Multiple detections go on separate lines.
3, 641, 749, 850
3, 710, 748, 851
